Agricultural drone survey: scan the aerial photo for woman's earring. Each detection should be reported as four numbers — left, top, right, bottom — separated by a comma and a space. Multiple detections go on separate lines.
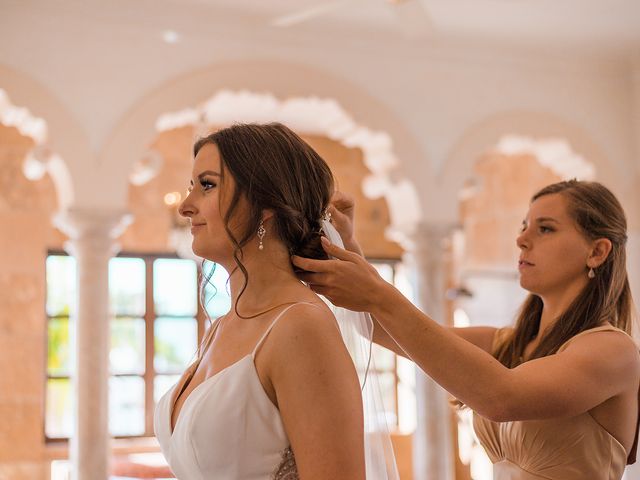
588, 267, 595, 279
257, 221, 266, 250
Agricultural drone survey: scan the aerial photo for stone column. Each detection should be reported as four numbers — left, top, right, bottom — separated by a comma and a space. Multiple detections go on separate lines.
404, 221, 457, 480
54, 208, 131, 480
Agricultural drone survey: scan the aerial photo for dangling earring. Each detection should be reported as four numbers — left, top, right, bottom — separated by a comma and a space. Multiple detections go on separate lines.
588, 267, 595, 279
257, 221, 266, 251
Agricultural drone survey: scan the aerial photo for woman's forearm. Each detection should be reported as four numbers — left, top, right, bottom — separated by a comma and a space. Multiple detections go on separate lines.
371, 284, 513, 420
370, 314, 410, 358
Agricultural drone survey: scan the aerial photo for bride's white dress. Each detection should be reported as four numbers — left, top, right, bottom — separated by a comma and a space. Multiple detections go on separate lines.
154, 304, 303, 480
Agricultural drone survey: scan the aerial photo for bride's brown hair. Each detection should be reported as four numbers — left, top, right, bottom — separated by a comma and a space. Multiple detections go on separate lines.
193, 123, 334, 350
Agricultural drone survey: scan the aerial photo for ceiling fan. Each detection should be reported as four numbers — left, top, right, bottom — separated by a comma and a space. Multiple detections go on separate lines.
271, 0, 433, 38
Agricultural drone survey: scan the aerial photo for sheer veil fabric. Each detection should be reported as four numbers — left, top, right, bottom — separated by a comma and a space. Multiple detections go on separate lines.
320, 220, 400, 479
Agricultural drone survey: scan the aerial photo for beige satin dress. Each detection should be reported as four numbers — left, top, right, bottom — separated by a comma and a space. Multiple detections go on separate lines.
473, 325, 639, 480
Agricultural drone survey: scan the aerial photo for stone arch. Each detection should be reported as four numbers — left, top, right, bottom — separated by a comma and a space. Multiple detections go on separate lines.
0, 65, 88, 211
437, 110, 617, 220
101, 60, 425, 243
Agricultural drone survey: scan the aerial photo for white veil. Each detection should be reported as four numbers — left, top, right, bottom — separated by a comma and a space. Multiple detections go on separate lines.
321, 220, 400, 480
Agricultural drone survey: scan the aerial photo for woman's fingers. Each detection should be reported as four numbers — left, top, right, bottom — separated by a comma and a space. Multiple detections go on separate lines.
292, 235, 388, 311
328, 191, 355, 242
291, 241, 358, 273
320, 237, 359, 262
296, 271, 324, 284
331, 191, 355, 215
291, 254, 333, 273
306, 284, 331, 297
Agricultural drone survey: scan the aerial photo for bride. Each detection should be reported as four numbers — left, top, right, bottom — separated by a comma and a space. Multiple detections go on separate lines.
154, 122, 396, 479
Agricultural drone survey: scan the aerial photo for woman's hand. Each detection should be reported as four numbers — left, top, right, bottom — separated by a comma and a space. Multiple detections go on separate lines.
327, 191, 363, 256
292, 238, 392, 312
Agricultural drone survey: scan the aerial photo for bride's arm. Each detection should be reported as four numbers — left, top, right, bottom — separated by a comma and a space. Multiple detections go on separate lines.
263, 304, 366, 480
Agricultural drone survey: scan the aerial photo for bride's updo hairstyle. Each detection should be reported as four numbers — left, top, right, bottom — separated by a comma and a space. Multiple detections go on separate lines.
194, 122, 334, 316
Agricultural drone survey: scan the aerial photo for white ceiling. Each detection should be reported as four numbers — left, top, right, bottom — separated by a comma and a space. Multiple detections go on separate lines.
3, 0, 640, 52
1, 0, 638, 152
169, 0, 640, 51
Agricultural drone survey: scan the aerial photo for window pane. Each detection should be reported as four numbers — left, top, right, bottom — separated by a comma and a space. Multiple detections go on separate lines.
109, 257, 145, 316
109, 376, 145, 436
46, 378, 72, 438
397, 355, 416, 388
154, 374, 181, 405
110, 318, 145, 375
372, 344, 395, 371
393, 263, 415, 304
378, 372, 397, 427
48, 317, 71, 376
153, 259, 197, 316
46, 255, 76, 317
398, 378, 417, 434
202, 263, 232, 318
154, 317, 197, 373
397, 356, 417, 433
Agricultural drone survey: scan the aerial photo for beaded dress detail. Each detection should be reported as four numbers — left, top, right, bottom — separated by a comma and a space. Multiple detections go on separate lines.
271, 447, 298, 479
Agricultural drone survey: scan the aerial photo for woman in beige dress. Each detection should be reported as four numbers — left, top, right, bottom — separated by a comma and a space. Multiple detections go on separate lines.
294, 180, 640, 479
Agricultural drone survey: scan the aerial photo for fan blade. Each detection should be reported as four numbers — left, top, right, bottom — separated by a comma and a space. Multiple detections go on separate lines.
271, 1, 354, 27
393, 0, 432, 38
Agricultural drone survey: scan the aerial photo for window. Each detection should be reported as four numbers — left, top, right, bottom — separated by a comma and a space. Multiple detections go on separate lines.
45, 253, 231, 439
45, 254, 415, 439
369, 260, 417, 434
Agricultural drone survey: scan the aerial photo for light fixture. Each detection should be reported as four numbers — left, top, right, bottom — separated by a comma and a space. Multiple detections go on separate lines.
163, 191, 188, 229
162, 30, 180, 44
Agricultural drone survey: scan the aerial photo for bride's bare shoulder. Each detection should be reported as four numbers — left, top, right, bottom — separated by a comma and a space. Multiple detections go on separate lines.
260, 302, 351, 373
273, 301, 339, 341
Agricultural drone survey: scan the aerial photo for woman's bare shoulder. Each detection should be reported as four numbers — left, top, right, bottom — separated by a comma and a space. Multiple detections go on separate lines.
560, 328, 640, 386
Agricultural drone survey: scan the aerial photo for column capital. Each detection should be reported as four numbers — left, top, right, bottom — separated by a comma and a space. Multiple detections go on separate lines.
53, 207, 132, 255
402, 221, 459, 258
53, 207, 132, 239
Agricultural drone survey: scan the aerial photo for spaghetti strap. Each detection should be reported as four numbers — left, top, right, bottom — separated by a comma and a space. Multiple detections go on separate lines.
557, 324, 629, 353
251, 302, 321, 358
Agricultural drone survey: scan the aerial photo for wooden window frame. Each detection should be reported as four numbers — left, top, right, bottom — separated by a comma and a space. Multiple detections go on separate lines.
44, 251, 207, 442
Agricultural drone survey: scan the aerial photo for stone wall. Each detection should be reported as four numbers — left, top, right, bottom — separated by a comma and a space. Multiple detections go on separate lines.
0, 125, 59, 479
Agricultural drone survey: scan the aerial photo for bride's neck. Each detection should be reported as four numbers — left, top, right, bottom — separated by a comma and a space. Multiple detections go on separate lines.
223, 245, 301, 313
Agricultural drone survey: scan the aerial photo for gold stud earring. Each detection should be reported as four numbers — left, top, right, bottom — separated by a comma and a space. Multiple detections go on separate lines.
257, 221, 266, 250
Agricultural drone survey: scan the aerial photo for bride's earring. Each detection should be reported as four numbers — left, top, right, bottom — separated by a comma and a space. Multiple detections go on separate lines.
588, 267, 595, 279
257, 221, 266, 251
